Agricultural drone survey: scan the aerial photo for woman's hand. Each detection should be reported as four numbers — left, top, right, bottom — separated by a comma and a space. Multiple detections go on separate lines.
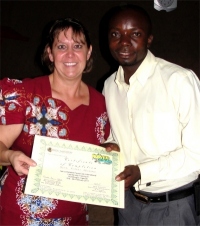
115, 165, 141, 190
9, 150, 37, 176
100, 142, 120, 152
0, 124, 36, 176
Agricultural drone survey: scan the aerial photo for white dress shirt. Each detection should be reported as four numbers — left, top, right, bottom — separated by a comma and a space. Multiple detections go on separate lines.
103, 50, 200, 192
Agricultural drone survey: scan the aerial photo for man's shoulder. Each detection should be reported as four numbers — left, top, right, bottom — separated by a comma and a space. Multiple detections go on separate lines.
148, 51, 193, 76
154, 56, 196, 81
104, 71, 117, 85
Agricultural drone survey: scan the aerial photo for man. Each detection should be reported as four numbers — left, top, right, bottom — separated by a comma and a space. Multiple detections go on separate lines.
102, 4, 200, 225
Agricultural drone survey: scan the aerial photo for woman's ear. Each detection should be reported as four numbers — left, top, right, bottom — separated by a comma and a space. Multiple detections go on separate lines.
87, 45, 92, 60
47, 47, 54, 62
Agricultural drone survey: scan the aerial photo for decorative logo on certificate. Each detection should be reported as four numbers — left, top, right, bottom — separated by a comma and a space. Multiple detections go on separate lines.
25, 135, 124, 208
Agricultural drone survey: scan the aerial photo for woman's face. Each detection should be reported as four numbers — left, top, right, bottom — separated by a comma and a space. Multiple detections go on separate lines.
48, 27, 92, 80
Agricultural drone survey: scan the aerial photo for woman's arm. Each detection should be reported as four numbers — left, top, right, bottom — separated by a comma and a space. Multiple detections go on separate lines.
0, 124, 36, 175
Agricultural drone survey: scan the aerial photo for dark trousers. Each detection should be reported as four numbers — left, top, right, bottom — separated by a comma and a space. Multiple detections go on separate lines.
118, 185, 200, 225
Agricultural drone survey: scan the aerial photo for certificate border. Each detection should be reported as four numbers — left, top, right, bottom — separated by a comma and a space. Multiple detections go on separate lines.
26, 136, 123, 208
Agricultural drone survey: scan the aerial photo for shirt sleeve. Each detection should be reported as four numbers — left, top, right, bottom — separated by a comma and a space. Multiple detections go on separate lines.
102, 87, 118, 145
0, 78, 26, 125
139, 71, 200, 184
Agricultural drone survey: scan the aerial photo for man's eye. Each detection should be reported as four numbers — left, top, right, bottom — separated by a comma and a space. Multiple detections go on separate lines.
111, 32, 120, 38
132, 32, 141, 37
58, 45, 66, 49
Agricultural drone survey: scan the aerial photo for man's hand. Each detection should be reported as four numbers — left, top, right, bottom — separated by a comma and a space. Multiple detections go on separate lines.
115, 165, 141, 190
100, 142, 120, 152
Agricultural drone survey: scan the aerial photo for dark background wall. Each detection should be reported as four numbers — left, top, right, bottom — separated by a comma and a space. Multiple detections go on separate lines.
0, 1, 199, 224
1, 0, 199, 91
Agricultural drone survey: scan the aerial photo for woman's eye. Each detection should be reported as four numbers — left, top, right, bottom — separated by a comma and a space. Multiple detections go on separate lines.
57, 45, 66, 49
74, 44, 82, 49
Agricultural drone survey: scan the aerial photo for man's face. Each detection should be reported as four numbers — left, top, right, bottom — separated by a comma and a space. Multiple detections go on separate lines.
108, 9, 153, 68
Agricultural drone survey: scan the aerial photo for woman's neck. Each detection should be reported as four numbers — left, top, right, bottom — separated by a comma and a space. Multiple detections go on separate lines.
49, 74, 89, 110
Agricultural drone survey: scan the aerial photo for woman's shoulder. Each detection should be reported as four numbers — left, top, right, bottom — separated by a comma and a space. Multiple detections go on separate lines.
1, 76, 49, 94
88, 85, 106, 111
1, 75, 48, 87
0, 78, 25, 99
88, 85, 104, 99
1, 77, 23, 87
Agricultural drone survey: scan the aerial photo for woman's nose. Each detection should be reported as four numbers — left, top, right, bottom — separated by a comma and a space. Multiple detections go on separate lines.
65, 47, 75, 57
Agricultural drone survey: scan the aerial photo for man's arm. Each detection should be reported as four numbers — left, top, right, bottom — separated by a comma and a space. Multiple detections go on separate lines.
139, 71, 200, 185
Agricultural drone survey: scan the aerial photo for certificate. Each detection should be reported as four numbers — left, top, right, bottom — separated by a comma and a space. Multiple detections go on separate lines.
25, 135, 124, 208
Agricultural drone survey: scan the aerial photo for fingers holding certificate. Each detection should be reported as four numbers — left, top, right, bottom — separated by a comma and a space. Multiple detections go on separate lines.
25, 135, 124, 208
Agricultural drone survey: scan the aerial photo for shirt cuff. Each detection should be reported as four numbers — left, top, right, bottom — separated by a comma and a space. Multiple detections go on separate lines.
138, 160, 160, 185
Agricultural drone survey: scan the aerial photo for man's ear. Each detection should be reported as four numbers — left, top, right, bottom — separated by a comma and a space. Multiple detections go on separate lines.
147, 35, 154, 48
47, 47, 54, 62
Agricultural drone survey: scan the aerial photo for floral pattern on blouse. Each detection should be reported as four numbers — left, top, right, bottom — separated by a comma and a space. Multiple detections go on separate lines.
0, 85, 23, 124
95, 112, 108, 143
24, 96, 68, 138
16, 178, 72, 226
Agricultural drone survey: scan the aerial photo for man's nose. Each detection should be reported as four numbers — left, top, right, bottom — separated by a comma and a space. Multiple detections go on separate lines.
120, 35, 131, 46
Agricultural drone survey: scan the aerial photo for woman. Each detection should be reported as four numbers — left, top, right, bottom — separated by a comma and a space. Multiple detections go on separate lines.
0, 18, 110, 225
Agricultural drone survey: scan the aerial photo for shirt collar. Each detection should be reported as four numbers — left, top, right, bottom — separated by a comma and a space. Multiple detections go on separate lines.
115, 66, 125, 85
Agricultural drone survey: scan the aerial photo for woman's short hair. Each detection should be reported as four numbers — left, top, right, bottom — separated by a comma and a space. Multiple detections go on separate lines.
41, 17, 93, 73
